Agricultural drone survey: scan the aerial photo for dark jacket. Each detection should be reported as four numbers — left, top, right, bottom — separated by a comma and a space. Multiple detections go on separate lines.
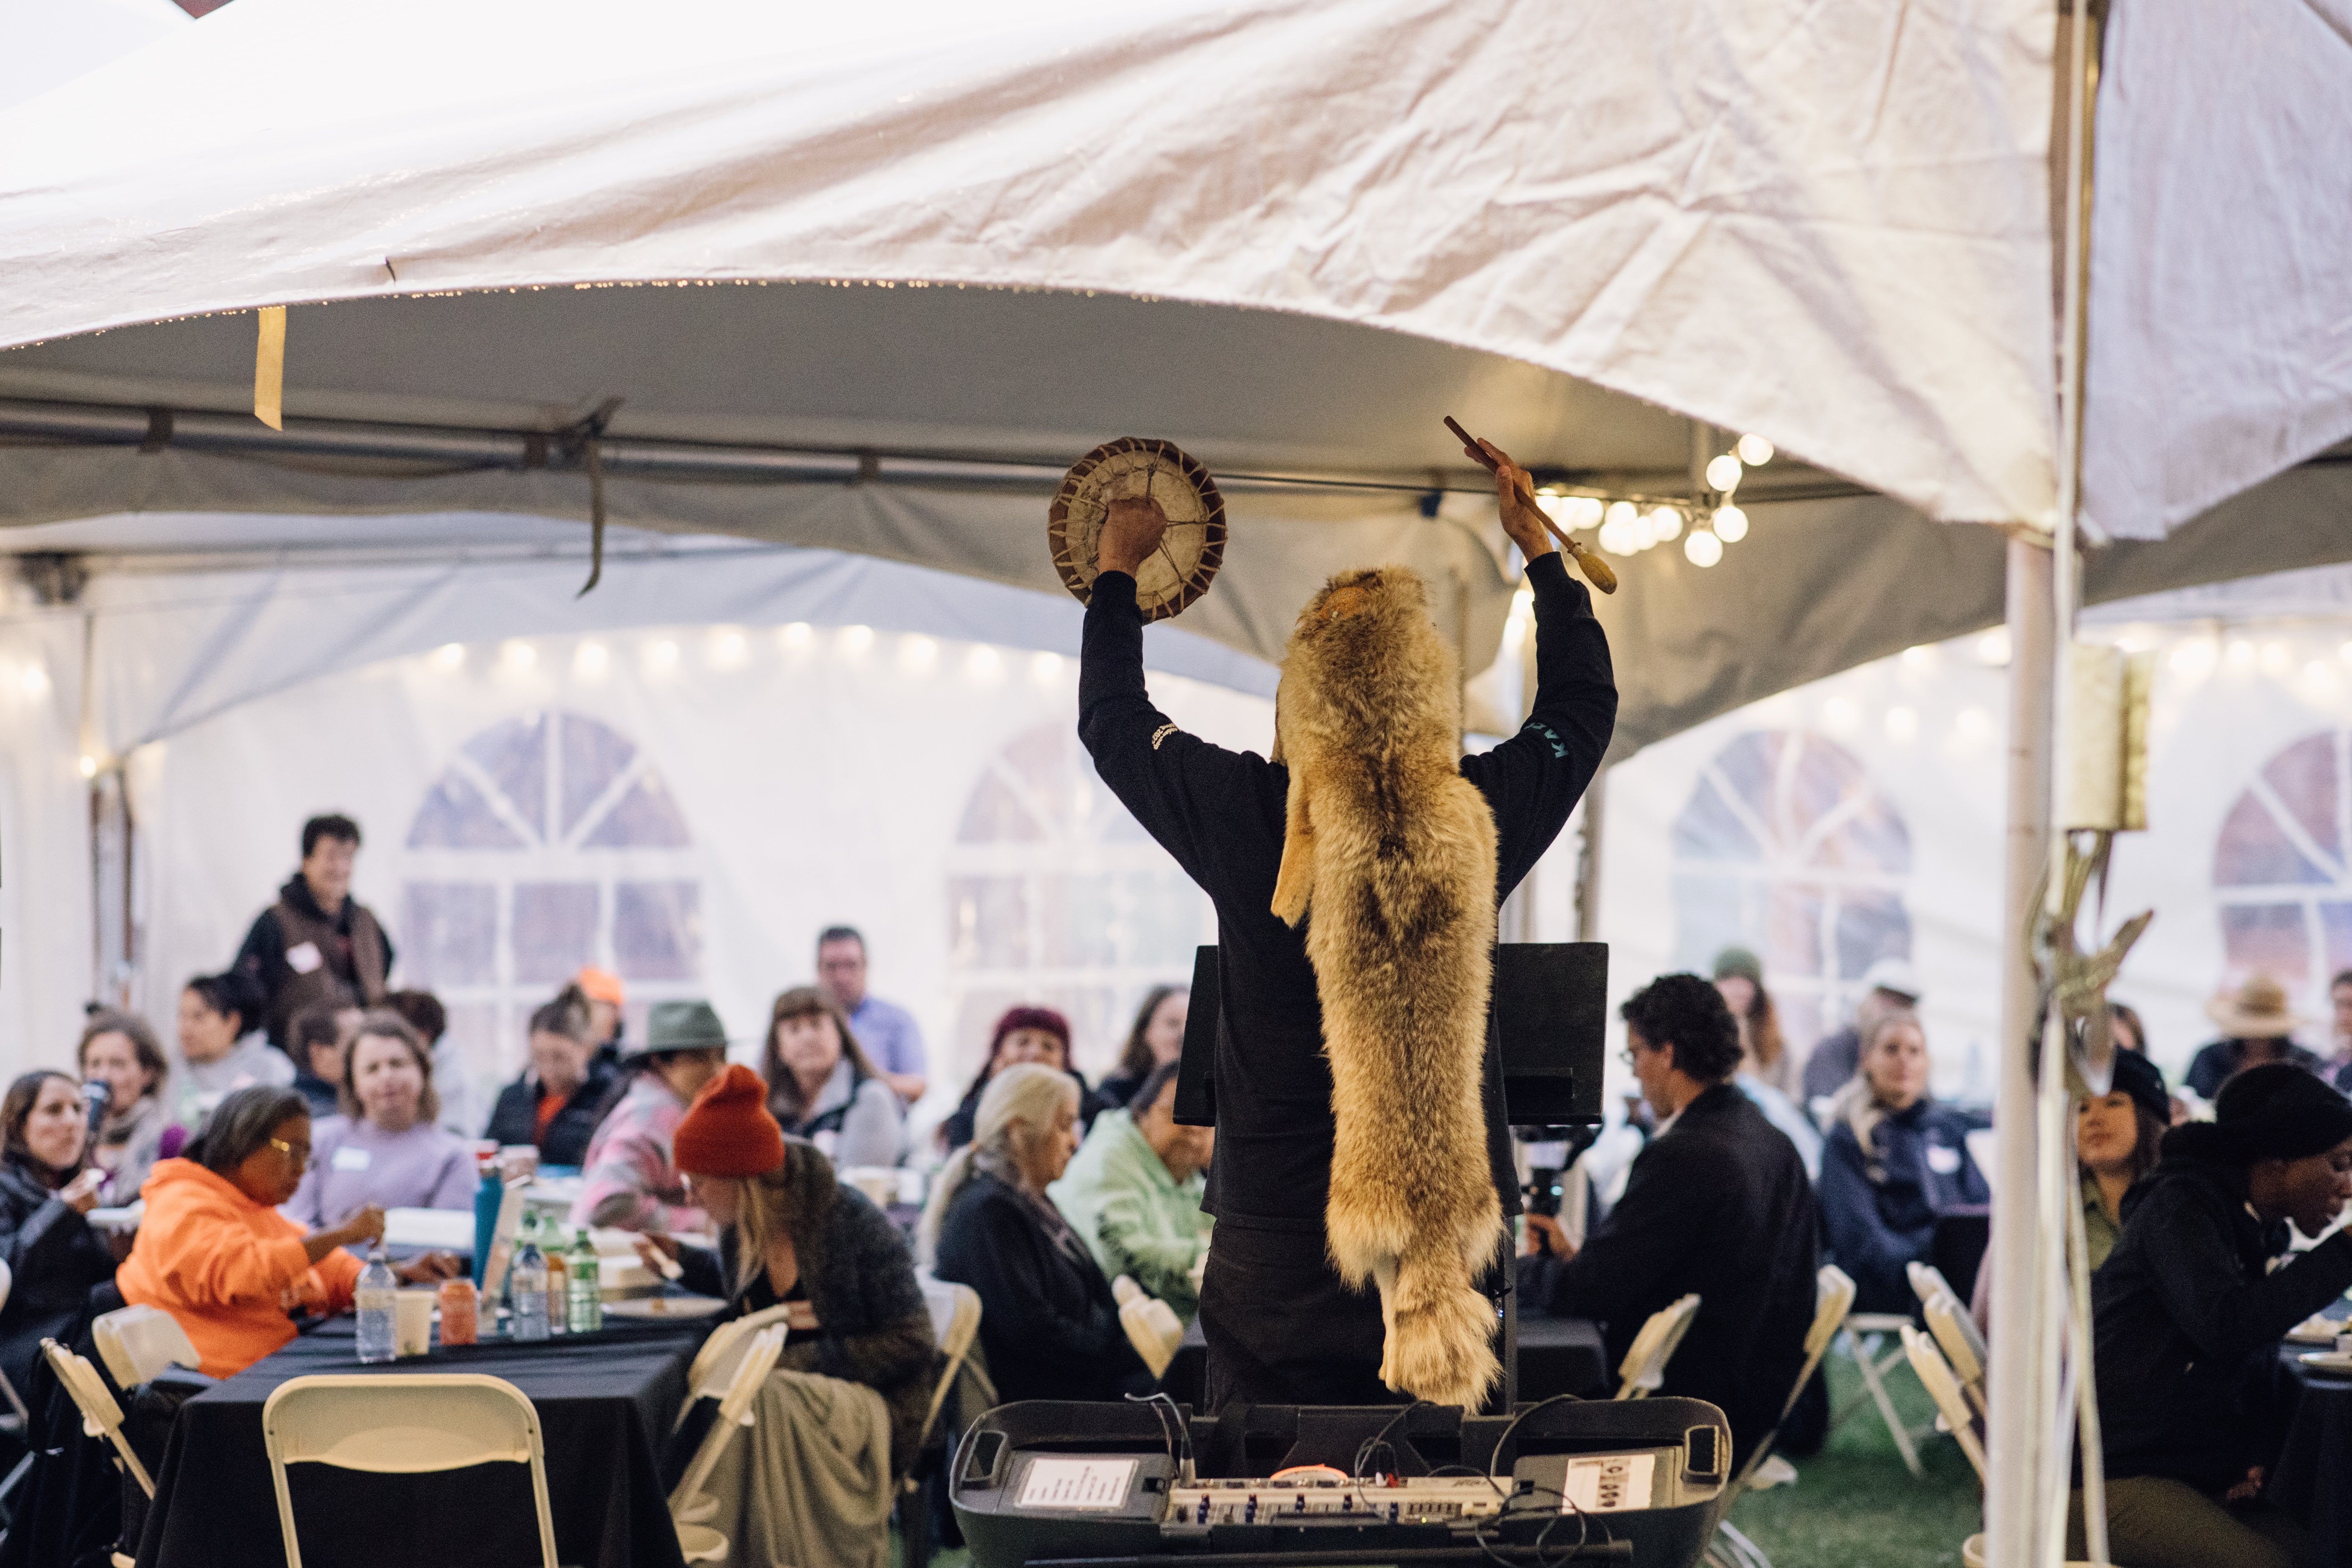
484, 1056, 620, 1168
232, 874, 394, 1053
290, 1072, 340, 1121
1819, 1099, 1990, 1315
931, 1170, 1148, 1403
1800, 1025, 1860, 1105
2094, 1130, 2352, 1490
1077, 551, 1615, 1234
675, 1140, 937, 1476
0, 1158, 120, 1398
1519, 1084, 1816, 1470
939, 1069, 1107, 1153
2183, 1039, 2323, 1101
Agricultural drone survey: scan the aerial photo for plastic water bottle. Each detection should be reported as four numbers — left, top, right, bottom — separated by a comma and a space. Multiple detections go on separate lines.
510, 1218, 550, 1342
355, 1248, 399, 1364
567, 1228, 602, 1333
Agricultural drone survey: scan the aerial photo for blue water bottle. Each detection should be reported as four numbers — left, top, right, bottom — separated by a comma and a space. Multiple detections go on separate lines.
473, 1159, 503, 1286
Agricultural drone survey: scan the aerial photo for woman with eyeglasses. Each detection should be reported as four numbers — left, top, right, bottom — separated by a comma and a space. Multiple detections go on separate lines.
116, 1085, 459, 1377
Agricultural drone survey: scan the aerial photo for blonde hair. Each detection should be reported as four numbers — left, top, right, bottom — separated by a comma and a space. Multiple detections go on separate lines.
719, 1138, 835, 1297
1828, 1008, 1926, 1158
916, 1062, 1077, 1264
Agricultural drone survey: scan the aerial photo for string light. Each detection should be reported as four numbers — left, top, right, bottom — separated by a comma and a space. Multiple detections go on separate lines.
1736, 433, 1775, 466
1646, 506, 1684, 543
78, 755, 98, 778
1683, 530, 1723, 567
1712, 506, 1748, 543
574, 642, 609, 679
1704, 454, 1743, 492
430, 643, 465, 673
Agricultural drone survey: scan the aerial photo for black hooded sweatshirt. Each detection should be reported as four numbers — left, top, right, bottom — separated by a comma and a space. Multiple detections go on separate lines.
2093, 1126, 2352, 1490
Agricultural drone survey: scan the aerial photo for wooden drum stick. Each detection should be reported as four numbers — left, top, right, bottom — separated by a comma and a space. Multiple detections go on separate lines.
1444, 415, 1618, 595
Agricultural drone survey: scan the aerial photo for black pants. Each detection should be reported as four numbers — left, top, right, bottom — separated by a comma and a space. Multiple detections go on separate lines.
1200, 1221, 1404, 1410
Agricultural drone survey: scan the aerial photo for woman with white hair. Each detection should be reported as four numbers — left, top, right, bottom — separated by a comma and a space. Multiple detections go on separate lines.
924, 1062, 1150, 1402
1818, 1009, 1990, 1314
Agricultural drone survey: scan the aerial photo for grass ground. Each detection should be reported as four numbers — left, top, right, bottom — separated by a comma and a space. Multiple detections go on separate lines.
903, 1347, 1985, 1568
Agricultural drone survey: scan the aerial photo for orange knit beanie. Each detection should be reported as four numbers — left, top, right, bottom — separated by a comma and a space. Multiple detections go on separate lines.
672, 1064, 786, 1177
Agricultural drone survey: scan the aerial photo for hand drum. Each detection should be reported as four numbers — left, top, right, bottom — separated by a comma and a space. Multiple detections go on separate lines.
1047, 436, 1227, 623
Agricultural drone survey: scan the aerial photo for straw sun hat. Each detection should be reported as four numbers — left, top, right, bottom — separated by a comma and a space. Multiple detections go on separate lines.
1047, 437, 1226, 623
2204, 974, 2304, 1039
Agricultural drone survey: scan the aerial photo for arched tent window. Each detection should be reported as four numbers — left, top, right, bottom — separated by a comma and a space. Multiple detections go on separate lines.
1670, 729, 1914, 1050
399, 711, 703, 1112
945, 721, 1211, 1080
2213, 728, 2352, 998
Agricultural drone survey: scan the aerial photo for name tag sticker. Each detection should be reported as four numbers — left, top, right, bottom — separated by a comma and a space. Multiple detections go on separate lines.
331, 1146, 371, 1173
286, 941, 324, 975
1926, 1144, 1962, 1175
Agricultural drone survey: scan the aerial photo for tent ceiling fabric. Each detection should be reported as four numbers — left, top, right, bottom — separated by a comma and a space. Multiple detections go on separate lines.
0, 0, 2058, 524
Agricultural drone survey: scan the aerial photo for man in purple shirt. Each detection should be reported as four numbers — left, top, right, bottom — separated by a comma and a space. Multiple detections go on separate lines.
817, 926, 927, 1103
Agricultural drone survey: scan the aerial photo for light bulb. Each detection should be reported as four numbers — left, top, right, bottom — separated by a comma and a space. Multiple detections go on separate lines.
1568, 496, 1605, 530
839, 624, 874, 656
1633, 512, 1658, 549
1886, 706, 1919, 741
1535, 495, 1568, 525
78, 755, 98, 779
574, 642, 609, 679
1597, 519, 1633, 556
1705, 454, 1743, 492
500, 639, 536, 671
900, 634, 938, 670
1604, 501, 1638, 531
1683, 530, 1723, 567
430, 643, 465, 673
781, 622, 813, 648
1712, 505, 1748, 543
1648, 506, 1684, 542
1736, 433, 1775, 466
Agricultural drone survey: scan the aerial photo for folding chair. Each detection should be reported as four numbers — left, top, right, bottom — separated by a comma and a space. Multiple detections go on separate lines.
1707, 1266, 1856, 1568
1921, 1290, 1988, 1419
1831, 1309, 1932, 1477
1906, 1261, 1958, 1311
92, 1304, 201, 1391
900, 1274, 984, 1565
1899, 1326, 1986, 1482
676, 1303, 791, 1432
263, 1374, 560, 1568
667, 1324, 787, 1563
1613, 1294, 1700, 1399
0, 1261, 33, 1510
43, 1338, 153, 1568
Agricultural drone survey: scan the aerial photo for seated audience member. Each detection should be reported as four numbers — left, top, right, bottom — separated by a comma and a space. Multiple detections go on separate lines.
570, 1000, 727, 1233
1713, 949, 1821, 1180
485, 989, 619, 1167
817, 927, 930, 1104
1520, 975, 1816, 1470
2186, 974, 2323, 1100
760, 987, 905, 1168
638, 1067, 937, 1474
170, 973, 293, 1128
286, 1006, 348, 1120
940, 1006, 1107, 1151
1818, 1009, 1989, 1315
1049, 1060, 1214, 1321
285, 1012, 475, 1232
0, 1072, 121, 1398
1800, 957, 1923, 1108
2323, 970, 2352, 1094
2073, 1064, 2352, 1568
924, 1063, 1150, 1402
78, 1009, 183, 1201
2079, 1048, 2169, 1271
1095, 987, 1189, 1109
2109, 1001, 2188, 1125
383, 989, 473, 1140
576, 964, 628, 1074
116, 1086, 455, 1377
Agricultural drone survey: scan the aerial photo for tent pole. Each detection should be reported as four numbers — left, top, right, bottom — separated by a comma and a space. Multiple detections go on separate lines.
1985, 532, 2054, 1568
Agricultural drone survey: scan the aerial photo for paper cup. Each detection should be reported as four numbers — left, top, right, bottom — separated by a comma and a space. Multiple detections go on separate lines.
395, 1291, 437, 1357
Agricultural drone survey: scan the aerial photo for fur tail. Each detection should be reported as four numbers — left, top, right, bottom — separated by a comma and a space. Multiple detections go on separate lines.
1381, 1250, 1500, 1408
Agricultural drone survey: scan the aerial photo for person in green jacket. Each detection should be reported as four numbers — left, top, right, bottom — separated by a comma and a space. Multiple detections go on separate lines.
1049, 1060, 1214, 1319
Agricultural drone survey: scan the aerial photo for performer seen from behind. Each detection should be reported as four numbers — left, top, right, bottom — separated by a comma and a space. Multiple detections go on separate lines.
1078, 439, 1615, 1408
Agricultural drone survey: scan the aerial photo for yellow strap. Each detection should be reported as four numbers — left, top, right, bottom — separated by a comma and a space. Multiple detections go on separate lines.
252, 306, 286, 430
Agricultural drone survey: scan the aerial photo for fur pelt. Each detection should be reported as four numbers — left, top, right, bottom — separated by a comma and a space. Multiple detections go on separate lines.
1270, 565, 1501, 1408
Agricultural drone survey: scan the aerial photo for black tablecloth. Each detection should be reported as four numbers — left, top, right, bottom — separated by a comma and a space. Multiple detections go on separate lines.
133, 1315, 709, 1568
2272, 1325, 2352, 1567
1157, 1311, 1607, 1409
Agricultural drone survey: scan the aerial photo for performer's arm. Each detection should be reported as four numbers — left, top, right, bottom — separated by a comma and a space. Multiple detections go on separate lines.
1078, 498, 1278, 891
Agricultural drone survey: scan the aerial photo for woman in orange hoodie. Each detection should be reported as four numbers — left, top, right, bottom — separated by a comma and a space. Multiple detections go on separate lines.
117, 1085, 453, 1378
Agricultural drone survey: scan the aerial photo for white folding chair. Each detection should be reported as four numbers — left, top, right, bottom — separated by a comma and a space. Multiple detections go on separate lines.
1613, 1294, 1700, 1399
262, 1374, 559, 1568
675, 1303, 791, 1432
914, 1274, 982, 1459
1899, 1326, 1986, 1483
92, 1304, 201, 1390
1831, 1310, 1931, 1477
1707, 1266, 1856, 1568
667, 1324, 787, 1563
42, 1338, 153, 1498
1921, 1290, 1989, 1418
1906, 1261, 1958, 1311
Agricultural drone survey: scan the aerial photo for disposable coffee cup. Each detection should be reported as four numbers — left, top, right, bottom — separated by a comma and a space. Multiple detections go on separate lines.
395, 1291, 436, 1357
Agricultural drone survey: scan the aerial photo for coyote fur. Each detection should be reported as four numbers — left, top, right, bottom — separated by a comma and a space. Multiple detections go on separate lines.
1270, 565, 1501, 1408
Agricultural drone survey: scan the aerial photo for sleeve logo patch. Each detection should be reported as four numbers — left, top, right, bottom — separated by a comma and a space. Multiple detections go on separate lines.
1150, 723, 1181, 751
1522, 720, 1568, 759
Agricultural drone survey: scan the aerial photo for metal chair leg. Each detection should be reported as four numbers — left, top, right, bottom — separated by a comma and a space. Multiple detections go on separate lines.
1711, 1517, 1774, 1568
1837, 1327, 1924, 1477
